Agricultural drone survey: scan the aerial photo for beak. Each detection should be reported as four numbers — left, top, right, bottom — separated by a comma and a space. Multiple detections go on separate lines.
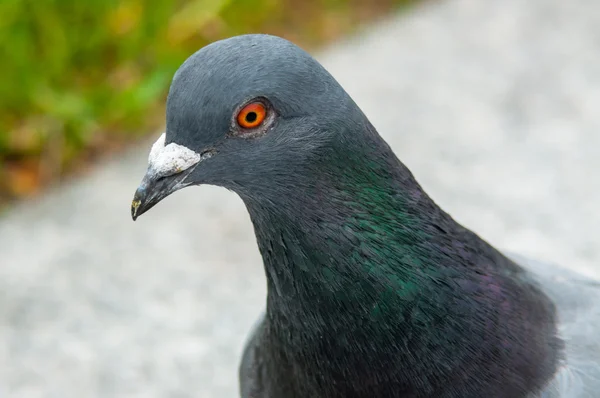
131, 167, 194, 221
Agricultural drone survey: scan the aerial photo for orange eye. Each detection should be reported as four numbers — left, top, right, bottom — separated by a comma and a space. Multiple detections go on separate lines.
237, 102, 267, 129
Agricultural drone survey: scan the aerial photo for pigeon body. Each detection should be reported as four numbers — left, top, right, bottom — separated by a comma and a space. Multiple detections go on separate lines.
131, 34, 600, 397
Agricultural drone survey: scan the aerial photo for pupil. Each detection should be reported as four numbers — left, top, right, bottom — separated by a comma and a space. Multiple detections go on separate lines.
245, 112, 257, 123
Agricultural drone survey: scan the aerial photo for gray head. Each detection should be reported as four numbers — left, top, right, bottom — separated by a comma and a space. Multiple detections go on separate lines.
131, 34, 368, 220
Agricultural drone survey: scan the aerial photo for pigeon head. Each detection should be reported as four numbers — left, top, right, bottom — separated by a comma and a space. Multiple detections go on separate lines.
129, 35, 569, 398
132, 34, 365, 220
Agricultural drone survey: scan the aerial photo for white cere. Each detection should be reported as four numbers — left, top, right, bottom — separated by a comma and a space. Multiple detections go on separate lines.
147, 133, 201, 177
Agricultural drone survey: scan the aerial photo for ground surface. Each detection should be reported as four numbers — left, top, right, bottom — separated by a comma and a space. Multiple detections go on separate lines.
1, 0, 599, 396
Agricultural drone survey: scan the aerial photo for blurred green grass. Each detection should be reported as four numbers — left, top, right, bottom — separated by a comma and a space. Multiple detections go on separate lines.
0, 0, 415, 202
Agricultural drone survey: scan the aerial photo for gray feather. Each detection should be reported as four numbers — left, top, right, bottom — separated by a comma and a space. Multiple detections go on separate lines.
241, 255, 600, 398
508, 254, 600, 397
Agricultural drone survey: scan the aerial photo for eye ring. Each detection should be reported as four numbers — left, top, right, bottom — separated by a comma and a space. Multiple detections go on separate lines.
237, 102, 267, 129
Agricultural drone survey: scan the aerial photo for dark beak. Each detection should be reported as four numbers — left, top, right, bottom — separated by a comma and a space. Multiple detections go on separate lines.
131, 167, 194, 221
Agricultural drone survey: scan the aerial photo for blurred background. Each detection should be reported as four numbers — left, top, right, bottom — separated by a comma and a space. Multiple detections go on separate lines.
0, 0, 414, 206
1, 0, 599, 397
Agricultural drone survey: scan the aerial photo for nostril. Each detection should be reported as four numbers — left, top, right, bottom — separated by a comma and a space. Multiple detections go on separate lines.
200, 148, 217, 160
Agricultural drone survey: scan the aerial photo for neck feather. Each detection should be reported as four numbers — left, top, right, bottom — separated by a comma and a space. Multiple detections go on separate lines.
243, 133, 561, 397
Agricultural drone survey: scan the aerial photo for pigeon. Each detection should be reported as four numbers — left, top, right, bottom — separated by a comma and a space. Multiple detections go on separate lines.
131, 34, 600, 398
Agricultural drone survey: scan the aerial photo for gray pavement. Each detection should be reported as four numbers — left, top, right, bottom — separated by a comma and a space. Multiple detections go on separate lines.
1, 0, 599, 396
